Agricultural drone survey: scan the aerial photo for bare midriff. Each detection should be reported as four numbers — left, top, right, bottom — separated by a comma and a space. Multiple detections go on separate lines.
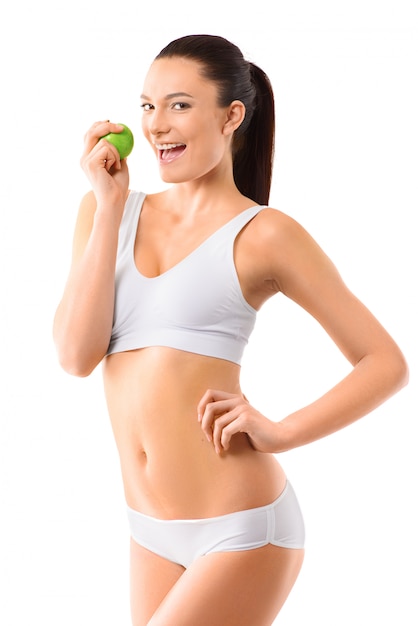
102, 346, 286, 520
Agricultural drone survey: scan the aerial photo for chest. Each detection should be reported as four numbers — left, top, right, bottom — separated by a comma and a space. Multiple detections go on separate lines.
133, 211, 240, 279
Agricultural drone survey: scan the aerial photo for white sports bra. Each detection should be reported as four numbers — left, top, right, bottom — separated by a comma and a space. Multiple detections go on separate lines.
107, 191, 266, 364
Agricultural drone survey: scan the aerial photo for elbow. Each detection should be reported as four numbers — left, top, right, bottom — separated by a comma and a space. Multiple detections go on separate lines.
53, 319, 107, 377
395, 351, 409, 390
54, 342, 102, 378
386, 346, 409, 394
61, 361, 96, 378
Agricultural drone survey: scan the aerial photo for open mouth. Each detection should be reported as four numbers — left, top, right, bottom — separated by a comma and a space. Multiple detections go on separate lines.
156, 143, 186, 163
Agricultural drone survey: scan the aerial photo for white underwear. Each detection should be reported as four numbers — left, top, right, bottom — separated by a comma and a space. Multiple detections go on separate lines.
127, 481, 305, 568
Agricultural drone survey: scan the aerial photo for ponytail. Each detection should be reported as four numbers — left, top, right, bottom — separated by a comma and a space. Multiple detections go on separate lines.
232, 63, 275, 206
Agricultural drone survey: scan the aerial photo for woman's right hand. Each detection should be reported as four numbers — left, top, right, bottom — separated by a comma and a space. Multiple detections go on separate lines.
80, 120, 130, 207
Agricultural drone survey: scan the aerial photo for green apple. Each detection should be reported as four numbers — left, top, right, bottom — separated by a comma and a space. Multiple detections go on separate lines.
101, 123, 134, 159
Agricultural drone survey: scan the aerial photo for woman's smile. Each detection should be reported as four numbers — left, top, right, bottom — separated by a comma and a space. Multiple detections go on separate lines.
156, 143, 187, 164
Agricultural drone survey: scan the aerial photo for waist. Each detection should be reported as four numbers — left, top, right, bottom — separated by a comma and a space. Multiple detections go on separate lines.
102, 348, 285, 517
115, 418, 285, 518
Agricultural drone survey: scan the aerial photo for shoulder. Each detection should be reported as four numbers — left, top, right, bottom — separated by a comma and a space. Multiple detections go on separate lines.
73, 190, 97, 236
242, 206, 339, 296
77, 189, 97, 218
248, 206, 323, 263
253, 206, 312, 239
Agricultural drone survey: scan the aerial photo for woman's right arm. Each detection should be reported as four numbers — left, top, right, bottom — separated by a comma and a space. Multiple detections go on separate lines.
53, 121, 129, 376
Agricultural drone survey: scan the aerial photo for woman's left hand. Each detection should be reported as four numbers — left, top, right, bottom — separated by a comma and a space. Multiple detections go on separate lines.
197, 389, 281, 454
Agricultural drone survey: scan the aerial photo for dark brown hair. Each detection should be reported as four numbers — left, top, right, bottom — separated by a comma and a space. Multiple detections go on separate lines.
156, 35, 275, 205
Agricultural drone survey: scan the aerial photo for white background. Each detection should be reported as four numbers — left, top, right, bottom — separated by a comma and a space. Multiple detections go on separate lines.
1, 1, 417, 624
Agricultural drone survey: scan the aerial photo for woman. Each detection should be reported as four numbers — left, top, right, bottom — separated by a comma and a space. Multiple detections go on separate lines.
53, 35, 408, 625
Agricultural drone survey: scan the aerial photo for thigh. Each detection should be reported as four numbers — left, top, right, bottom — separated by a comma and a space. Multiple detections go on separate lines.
130, 538, 185, 626
147, 544, 304, 626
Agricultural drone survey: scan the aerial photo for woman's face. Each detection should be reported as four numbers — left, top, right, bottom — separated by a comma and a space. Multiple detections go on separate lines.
140, 57, 234, 184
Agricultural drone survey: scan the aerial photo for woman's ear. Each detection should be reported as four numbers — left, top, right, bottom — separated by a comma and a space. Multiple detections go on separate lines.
223, 100, 246, 136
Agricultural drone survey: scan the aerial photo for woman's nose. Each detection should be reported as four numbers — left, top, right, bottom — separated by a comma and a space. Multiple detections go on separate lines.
148, 109, 170, 136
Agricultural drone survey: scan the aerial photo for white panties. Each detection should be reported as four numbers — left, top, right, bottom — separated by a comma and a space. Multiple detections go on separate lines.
127, 481, 305, 568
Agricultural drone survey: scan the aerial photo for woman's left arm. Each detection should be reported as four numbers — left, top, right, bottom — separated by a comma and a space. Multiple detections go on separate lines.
198, 210, 409, 454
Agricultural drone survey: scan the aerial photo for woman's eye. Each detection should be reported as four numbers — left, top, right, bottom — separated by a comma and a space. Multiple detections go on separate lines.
140, 103, 153, 112
172, 102, 190, 110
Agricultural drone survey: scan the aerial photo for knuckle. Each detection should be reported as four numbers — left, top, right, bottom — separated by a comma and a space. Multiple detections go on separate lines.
84, 128, 96, 142
212, 417, 221, 432
221, 431, 229, 446
205, 400, 216, 415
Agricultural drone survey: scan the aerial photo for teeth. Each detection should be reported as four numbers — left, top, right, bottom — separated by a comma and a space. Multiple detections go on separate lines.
155, 143, 185, 150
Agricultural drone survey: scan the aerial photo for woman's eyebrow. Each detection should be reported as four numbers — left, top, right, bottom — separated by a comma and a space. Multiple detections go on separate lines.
140, 92, 194, 100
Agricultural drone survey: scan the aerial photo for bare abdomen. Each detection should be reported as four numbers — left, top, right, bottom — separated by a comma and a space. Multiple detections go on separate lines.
102, 347, 286, 518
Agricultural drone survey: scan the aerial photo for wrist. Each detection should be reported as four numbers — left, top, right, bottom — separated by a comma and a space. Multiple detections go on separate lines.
274, 419, 295, 453
94, 200, 125, 227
